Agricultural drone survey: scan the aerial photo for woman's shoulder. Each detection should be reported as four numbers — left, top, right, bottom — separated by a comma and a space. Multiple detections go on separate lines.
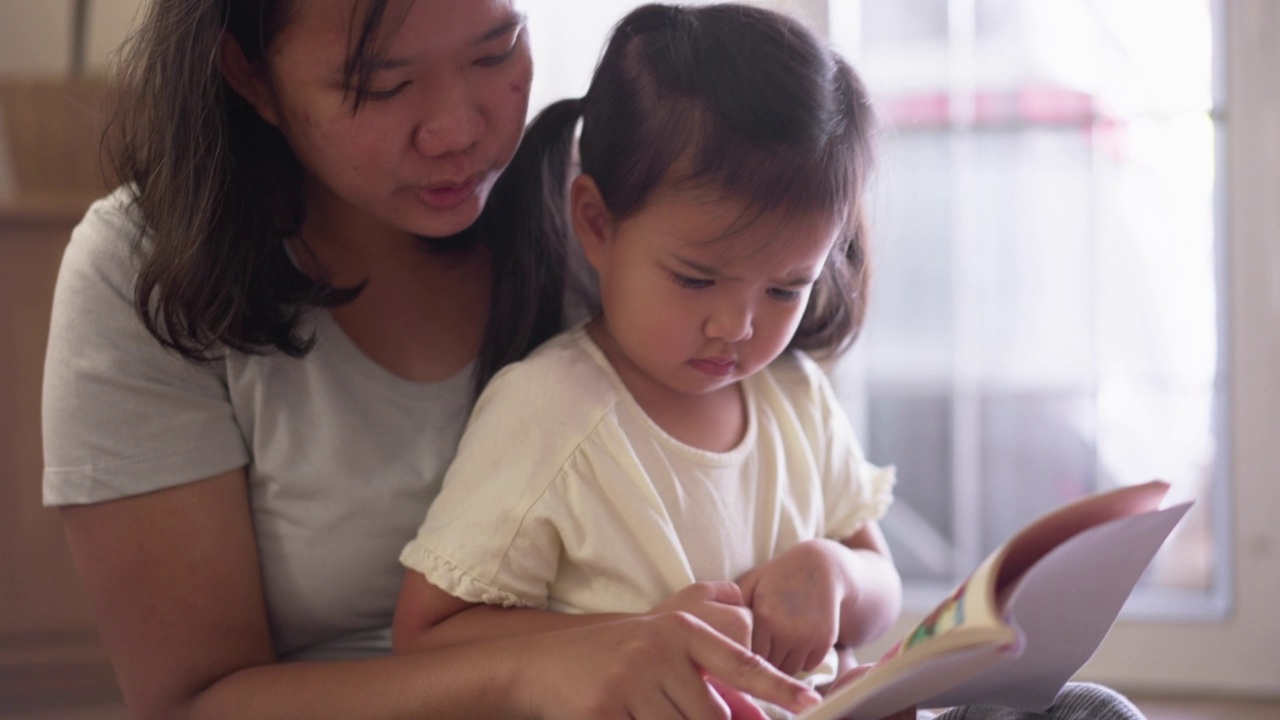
473, 325, 620, 424
60, 186, 148, 292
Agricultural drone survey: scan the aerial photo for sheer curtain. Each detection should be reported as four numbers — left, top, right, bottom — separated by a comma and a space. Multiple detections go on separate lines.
826, 0, 1223, 618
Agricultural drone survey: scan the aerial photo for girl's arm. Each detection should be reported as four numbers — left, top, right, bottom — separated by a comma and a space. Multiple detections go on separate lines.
828, 521, 903, 648
62, 468, 817, 720
737, 521, 902, 676
393, 567, 755, 653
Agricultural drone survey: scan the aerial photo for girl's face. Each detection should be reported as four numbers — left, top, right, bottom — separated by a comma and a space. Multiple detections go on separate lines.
577, 179, 841, 405
248, 0, 532, 241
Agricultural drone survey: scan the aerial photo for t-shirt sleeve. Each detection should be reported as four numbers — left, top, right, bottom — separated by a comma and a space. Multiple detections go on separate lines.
795, 354, 896, 541
42, 191, 250, 506
399, 357, 588, 609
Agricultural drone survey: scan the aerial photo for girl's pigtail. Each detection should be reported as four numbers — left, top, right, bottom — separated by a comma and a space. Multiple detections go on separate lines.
473, 98, 585, 395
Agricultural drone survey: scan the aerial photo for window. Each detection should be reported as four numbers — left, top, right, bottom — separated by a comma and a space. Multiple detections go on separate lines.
827, 0, 1222, 619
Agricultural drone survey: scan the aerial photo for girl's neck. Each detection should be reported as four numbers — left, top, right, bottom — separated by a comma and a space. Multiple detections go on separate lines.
587, 321, 747, 453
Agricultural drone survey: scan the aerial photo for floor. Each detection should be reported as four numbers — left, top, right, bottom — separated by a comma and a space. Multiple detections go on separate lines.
1, 694, 1277, 719
1127, 695, 1280, 720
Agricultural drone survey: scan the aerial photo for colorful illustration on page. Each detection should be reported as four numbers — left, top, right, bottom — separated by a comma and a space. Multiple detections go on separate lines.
881, 581, 970, 661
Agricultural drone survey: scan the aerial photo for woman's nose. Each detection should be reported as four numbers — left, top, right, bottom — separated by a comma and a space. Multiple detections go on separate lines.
413, 93, 483, 158
705, 304, 753, 343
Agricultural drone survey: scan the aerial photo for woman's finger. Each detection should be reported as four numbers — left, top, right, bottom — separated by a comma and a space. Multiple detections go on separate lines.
684, 618, 821, 715
706, 677, 770, 720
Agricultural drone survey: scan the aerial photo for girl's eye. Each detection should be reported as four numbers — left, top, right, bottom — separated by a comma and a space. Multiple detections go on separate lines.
768, 287, 804, 302
366, 81, 410, 101
672, 272, 713, 290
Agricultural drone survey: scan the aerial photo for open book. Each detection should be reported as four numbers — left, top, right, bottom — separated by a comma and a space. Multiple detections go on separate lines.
798, 480, 1191, 720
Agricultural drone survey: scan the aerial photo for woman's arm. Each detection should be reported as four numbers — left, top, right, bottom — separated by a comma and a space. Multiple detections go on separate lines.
393, 567, 754, 654
63, 469, 813, 720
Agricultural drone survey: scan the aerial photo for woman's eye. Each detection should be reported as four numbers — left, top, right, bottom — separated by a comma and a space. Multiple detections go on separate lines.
474, 44, 517, 68
768, 287, 804, 302
672, 273, 713, 290
366, 81, 410, 101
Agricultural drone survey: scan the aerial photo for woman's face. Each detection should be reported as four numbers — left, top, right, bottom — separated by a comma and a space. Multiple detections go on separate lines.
254, 0, 532, 240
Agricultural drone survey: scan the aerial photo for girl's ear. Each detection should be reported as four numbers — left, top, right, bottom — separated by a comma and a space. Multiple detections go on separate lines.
217, 33, 281, 127
570, 174, 613, 272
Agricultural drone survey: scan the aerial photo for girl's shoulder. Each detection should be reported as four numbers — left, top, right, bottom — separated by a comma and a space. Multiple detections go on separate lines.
760, 349, 832, 398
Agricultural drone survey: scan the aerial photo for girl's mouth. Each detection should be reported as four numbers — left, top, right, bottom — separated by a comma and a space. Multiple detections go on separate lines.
688, 357, 737, 377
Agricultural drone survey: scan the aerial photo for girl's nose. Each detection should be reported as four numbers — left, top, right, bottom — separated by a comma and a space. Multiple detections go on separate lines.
706, 304, 753, 343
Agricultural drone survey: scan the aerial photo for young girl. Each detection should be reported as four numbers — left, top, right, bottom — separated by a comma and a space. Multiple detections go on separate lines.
392, 0, 898, 706
392, 7, 1150, 720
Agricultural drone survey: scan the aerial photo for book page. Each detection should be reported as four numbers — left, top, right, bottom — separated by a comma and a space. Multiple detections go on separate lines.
992, 481, 1170, 605
926, 501, 1190, 710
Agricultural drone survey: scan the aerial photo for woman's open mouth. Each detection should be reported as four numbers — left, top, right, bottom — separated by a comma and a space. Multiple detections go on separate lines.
417, 176, 481, 211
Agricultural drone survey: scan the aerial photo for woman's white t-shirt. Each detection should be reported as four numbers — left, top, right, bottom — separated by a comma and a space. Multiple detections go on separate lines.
42, 188, 473, 660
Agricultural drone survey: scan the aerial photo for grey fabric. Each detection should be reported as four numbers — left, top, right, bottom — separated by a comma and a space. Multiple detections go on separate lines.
929, 683, 1146, 720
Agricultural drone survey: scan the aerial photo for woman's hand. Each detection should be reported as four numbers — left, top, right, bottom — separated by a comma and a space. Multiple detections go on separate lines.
737, 539, 844, 676
515, 612, 822, 720
649, 580, 754, 649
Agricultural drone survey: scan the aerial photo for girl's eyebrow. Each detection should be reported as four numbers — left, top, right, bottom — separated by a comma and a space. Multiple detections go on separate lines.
673, 255, 726, 279
773, 274, 818, 288
672, 255, 816, 286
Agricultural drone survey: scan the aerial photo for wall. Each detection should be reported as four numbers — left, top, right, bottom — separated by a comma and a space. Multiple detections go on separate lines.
0, 0, 148, 76
0, 2, 149, 712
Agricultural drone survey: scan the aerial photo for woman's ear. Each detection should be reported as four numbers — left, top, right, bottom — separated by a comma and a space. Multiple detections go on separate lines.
217, 32, 281, 127
570, 174, 613, 272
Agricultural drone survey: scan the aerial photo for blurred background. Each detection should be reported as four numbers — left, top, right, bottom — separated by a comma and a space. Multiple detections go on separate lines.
1, 0, 1277, 717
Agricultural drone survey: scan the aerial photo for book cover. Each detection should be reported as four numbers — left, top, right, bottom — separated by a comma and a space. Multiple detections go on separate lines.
798, 480, 1191, 720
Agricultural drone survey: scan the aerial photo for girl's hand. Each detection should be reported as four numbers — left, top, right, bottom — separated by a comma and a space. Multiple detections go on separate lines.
737, 539, 844, 676
516, 613, 822, 720
649, 580, 754, 649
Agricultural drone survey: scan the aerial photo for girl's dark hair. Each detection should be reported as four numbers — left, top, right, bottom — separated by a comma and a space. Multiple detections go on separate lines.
109, 0, 568, 394
506, 3, 876, 359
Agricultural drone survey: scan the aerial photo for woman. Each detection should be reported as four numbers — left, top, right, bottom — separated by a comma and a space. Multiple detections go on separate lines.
42, 0, 818, 717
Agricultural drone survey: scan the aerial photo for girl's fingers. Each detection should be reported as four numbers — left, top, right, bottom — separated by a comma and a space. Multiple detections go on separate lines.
774, 648, 799, 677
751, 624, 771, 663
705, 580, 746, 607
803, 648, 828, 673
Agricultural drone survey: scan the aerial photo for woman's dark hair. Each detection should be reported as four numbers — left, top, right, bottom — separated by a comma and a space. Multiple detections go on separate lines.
504, 3, 876, 359
108, 0, 568, 394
